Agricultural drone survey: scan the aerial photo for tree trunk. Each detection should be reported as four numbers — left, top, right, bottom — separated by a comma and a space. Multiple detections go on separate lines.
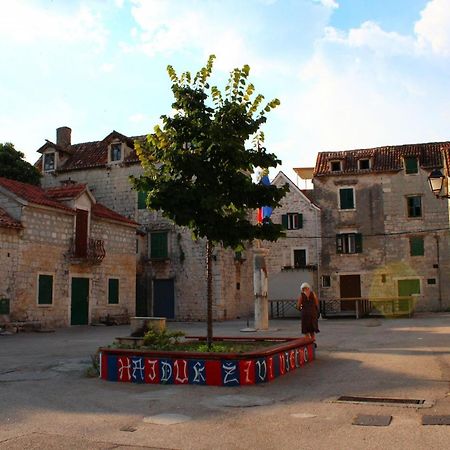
206, 239, 213, 349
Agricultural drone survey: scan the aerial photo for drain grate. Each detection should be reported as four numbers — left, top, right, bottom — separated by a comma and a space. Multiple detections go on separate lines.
336, 395, 425, 405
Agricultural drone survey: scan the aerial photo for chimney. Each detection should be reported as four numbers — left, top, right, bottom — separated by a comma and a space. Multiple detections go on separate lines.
56, 126, 71, 148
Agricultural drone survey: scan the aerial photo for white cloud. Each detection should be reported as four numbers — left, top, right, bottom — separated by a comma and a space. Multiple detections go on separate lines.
312, 0, 339, 9
128, 113, 148, 123
415, 0, 450, 56
0, 3, 107, 49
100, 63, 115, 73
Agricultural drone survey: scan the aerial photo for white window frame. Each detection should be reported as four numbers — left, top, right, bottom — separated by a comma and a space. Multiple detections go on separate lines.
292, 248, 308, 268
286, 213, 301, 230
108, 141, 123, 164
321, 275, 331, 288
338, 186, 356, 211
43, 152, 56, 172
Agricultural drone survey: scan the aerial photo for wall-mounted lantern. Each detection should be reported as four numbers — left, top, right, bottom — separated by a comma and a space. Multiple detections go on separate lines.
428, 168, 450, 198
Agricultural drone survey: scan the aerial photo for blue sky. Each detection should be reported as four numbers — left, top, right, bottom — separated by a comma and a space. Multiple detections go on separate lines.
1, 0, 450, 183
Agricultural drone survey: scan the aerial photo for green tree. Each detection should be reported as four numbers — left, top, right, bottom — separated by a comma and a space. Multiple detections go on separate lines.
0, 143, 41, 185
132, 55, 288, 346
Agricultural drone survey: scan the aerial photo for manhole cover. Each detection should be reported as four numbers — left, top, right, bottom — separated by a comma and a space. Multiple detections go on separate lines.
353, 414, 392, 427
422, 415, 450, 425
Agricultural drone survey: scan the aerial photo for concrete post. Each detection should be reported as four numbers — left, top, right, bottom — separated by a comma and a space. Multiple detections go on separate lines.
253, 246, 269, 330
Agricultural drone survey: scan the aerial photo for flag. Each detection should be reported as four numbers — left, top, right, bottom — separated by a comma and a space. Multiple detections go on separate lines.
257, 175, 273, 223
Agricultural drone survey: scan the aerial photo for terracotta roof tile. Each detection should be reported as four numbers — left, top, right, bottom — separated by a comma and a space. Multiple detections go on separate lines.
314, 141, 450, 176
91, 203, 137, 226
0, 177, 73, 212
0, 207, 22, 229
46, 184, 87, 199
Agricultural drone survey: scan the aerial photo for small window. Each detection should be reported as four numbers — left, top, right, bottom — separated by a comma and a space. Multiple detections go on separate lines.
281, 213, 303, 230
110, 143, 122, 162
336, 233, 363, 254
405, 157, 418, 174
108, 278, 119, 304
339, 188, 355, 210
358, 159, 370, 170
38, 274, 53, 305
407, 196, 422, 218
293, 249, 306, 268
410, 237, 424, 256
43, 153, 55, 172
137, 191, 148, 209
330, 161, 342, 172
321, 275, 331, 288
427, 278, 436, 285
150, 231, 168, 259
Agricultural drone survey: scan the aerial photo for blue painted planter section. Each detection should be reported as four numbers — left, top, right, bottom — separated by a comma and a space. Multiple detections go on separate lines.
99, 336, 315, 386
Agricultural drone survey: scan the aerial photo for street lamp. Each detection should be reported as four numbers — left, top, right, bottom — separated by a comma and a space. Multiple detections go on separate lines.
428, 168, 450, 198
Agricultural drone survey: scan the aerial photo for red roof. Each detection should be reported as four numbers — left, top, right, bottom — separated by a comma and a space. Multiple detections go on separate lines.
314, 141, 449, 176
0, 177, 73, 212
0, 207, 22, 229
91, 203, 137, 226
46, 184, 87, 199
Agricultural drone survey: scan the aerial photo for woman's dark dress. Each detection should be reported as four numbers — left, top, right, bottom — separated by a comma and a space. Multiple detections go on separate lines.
300, 292, 320, 334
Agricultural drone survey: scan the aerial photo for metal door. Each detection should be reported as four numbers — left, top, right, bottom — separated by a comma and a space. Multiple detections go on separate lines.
71, 277, 89, 325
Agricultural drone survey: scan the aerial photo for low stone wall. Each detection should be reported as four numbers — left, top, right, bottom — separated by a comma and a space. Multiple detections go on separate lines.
99, 336, 315, 386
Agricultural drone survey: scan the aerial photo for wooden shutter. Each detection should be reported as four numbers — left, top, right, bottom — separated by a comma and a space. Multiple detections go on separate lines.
410, 237, 424, 256
281, 214, 288, 229
108, 279, 119, 304
297, 213, 303, 228
75, 209, 88, 257
137, 191, 147, 209
38, 275, 53, 305
355, 233, 363, 253
405, 157, 418, 174
336, 234, 343, 254
339, 188, 354, 209
151, 232, 168, 259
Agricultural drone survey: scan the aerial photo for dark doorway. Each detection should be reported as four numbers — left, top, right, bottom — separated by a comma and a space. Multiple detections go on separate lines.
136, 274, 151, 317
339, 274, 361, 311
153, 279, 175, 319
71, 277, 89, 325
75, 209, 88, 257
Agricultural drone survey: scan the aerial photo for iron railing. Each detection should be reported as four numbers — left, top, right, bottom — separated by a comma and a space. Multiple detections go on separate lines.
68, 238, 106, 264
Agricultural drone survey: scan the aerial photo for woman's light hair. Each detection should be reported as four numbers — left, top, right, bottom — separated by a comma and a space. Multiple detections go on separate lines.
300, 282, 311, 291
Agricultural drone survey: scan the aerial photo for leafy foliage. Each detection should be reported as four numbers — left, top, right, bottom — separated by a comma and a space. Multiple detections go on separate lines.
142, 328, 186, 350
0, 143, 41, 186
131, 55, 288, 249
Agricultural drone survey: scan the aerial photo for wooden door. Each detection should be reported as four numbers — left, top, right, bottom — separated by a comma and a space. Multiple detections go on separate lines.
339, 274, 361, 311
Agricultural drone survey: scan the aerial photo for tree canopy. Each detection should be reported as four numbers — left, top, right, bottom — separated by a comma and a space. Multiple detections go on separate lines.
132, 55, 288, 249
0, 142, 41, 186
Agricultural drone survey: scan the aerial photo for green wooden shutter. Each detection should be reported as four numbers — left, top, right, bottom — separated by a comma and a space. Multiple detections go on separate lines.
355, 233, 363, 253
405, 157, 418, 174
336, 234, 343, 253
151, 232, 168, 259
108, 278, 119, 304
38, 275, 53, 305
0, 298, 10, 314
138, 191, 147, 209
339, 188, 354, 209
281, 214, 288, 229
410, 237, 424, 256
297, 213, 303, 228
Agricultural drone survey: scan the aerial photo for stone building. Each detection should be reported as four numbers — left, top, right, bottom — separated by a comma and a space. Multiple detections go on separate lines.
37, 127, 255, 322
309, 141, 450, 313
262, 171, 321, 316
0, 177, 137, 328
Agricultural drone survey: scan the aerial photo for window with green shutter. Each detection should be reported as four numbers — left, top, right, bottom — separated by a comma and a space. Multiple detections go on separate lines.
410, 237, 424, 256
38, 274, 53, 305
150, 232, 168, 259
405, 157, 418, 174
138, 191, 148, 209
336, 233, 362, 254
108, 278, 119, 304
339, 188, 355, 210
281, 213, 303, 230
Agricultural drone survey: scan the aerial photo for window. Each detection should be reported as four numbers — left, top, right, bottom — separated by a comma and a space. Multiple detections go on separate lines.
38, 274, 53, 305
108, 278, 119, 304
281, 213, 303, 230
339, 188, 355, 210
330, 160, 342, 172
137, 191, 148, 209
427, 278, 436, 285
336, 233, 363, 254
358, 159, 370, 170
293, 249, 306, 268
43, 153, 55, 172
110, 143, 122, 162
321, 275, 331, 288
407, 196, 422, 217
150, 231, 168, 259
405, 157, 418, 174
410, 237, 424, 256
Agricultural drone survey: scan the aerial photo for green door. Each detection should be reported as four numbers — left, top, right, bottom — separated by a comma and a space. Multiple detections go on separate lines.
397, 279, 420, 313
71, 277, 89, 325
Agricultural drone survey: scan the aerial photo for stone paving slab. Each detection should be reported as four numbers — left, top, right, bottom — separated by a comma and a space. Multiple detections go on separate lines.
422, 415, 450, 425
352, 414, 392, 426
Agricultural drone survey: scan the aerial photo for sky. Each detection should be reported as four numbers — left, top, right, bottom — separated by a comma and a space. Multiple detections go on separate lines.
1, 0, 450, 183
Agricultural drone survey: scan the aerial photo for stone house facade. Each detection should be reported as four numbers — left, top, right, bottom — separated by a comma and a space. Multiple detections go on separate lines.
37, 127, 255, 322
262, 171, 321, 315
310, 141, 450, 313
0, 177, 137, 328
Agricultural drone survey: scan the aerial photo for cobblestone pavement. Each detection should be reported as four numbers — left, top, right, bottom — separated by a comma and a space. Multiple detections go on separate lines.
0, 313, 449, 449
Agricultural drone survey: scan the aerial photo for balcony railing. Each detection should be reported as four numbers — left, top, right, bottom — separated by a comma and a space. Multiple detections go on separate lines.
68, 238, 106, 264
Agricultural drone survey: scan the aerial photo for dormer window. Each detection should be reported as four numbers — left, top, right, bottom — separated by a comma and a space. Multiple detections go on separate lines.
330, 160, 342, 172
43, 152, 55, 172
358, 159, 370, 170
110, 143, 122, 163
405, 157, 418, 174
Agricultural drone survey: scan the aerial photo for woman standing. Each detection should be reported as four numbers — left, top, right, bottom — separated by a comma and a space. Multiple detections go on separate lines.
297, 282, 320, 342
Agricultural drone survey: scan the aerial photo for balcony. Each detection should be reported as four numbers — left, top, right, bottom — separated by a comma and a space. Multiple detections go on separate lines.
68, 238, 106, 264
